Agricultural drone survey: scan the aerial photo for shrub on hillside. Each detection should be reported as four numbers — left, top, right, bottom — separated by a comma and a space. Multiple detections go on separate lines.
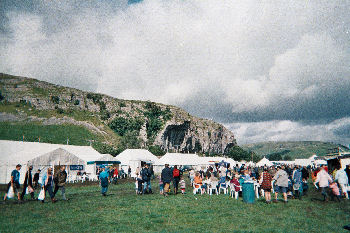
51, 96, 60, 104
109, 117, 144, 136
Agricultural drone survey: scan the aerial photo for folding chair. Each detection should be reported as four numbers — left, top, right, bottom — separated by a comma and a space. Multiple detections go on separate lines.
207, 181, 218, 195
193, 183, 204, 195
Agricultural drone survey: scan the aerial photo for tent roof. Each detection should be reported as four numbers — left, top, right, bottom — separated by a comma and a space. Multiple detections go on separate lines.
27, 148, 86, 166
116, 149, 158, 165
256, 157, 273, 167
0, 140, 102, 165
155, 153, 199, 166
198, 157, 237, 166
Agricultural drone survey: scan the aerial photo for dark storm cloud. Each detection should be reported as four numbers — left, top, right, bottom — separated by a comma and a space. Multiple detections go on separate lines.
1, 0, 350, 144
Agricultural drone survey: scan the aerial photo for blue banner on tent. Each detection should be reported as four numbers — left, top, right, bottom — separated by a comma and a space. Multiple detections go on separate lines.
70, 165, 84, 170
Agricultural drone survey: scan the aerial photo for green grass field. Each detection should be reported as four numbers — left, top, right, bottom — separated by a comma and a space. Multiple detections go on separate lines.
0, 122, 98, 146
0, 178, 349, 233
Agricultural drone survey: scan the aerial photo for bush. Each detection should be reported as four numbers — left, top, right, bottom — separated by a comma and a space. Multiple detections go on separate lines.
87, 93, 102, 104
119, 102, 126, 107
100, 110, 110, 121
120, 130, 141, 149
56, 107, 64, 114
224, 146, 251, 161
148, 145, 166, 156
0, 91, 4, 101
74, 99, 80, 105
51, 96, 60, 104
109, 117, 144, 136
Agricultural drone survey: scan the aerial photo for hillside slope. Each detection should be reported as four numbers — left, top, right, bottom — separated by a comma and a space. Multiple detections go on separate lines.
0, 73, 236, 155
242, 141, 349, 160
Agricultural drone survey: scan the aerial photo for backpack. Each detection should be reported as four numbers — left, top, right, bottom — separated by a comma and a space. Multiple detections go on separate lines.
173, 169, 180, 177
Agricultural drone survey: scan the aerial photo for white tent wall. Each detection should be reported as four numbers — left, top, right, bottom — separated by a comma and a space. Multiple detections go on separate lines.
0, 140, 104, 184
116, 149, 158, 177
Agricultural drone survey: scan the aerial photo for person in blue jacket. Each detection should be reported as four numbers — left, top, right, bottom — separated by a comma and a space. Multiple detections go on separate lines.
99, 166, 109, 196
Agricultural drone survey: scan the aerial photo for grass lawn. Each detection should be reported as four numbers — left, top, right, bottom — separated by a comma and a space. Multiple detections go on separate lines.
0, 179, 349, 233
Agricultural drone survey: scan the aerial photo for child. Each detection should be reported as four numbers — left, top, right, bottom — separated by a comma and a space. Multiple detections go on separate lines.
158, 175, 164, 195
179, 176, 186, 194
329, 182, 341, 202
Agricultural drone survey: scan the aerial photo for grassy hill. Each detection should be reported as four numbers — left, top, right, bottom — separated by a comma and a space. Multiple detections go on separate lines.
0, 73, 237, 156
241, 141, 349, 160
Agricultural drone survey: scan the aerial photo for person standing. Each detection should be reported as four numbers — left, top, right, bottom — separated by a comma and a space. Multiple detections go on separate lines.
141, 164, 152, 194
113, 168, 119, 184
292, 166, 303, 200
53, 166, 68, 200
259, 168, 273, 203
128, 166, 131, 178
335, 168, 349, 199
345, 165, 350, 185
41, 167, 56, 203
21, 165, 35, 200
33, 169, 41, 189
161, 164, 172, 196
314, 165, 333, 202
273, 166, 289, 203
173, 165, 180, 195
99, 166, 109, 196
4, 164, 22, 201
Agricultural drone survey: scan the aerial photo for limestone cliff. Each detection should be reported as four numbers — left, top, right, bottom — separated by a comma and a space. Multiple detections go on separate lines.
0, 73, 236, 154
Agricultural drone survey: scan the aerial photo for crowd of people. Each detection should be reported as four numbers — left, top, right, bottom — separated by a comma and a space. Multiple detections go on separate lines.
3, 162, 350, 204
3, 164, 68, 203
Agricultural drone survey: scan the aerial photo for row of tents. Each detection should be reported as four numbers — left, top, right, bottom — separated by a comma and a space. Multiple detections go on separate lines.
0, 140, 330, 184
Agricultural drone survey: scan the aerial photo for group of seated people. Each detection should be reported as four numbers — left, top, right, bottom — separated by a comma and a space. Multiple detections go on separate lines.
188, 165, 311, 203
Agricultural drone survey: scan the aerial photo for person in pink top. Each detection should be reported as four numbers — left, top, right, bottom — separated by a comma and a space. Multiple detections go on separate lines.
314, 165, 333, 201
329, 182, 341, 202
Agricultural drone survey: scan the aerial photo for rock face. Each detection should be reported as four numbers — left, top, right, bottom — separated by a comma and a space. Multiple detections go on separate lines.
0, 73, 236, 154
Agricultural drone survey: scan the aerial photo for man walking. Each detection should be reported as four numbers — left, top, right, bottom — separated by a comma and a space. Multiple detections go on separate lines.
33, 169, 41, 189
314, 165, 333, 201
141, 164, 152, 194
21, 165, 35, 200
99, 166, 109, 196
4, 164, 22, 202
161, 164, 172, 196
53, 166, 68, 200
273, 166, 289, 203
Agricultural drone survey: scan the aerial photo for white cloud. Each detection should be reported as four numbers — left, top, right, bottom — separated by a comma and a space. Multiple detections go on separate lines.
227, 117, 350, 146
0, 0, 350, 144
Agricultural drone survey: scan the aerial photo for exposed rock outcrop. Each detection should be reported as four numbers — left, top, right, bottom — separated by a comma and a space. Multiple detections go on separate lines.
0, 73, 236, 154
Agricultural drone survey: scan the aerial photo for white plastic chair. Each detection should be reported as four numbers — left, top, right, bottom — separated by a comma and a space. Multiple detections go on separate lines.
230, 183, 242, 199
254, 182, 260, 199
219, 182, 229, 194
207, 181, 219, 195
193, 183, 204, 195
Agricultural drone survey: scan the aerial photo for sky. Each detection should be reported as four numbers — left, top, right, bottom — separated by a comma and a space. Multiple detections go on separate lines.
1, 0, 350, 146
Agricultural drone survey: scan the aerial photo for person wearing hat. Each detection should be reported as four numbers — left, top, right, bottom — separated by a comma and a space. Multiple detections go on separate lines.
161, 164, 172, 196
99, 166, 109, 196
21, 165, 35, 200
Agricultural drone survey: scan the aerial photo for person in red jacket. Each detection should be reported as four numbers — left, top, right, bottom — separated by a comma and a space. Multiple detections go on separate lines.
173, 165, 180, 195
113, 168, 119, 184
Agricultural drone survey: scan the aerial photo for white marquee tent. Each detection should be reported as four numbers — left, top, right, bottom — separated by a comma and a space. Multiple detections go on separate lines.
256, 157, 273, 167
155, 153, 199, 166
115, 149, 158, 177
0, 140, 105, 184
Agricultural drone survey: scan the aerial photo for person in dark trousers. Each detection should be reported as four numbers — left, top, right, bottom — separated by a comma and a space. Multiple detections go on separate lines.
33, 169, 41, 189
173, 165, 180, 195
161, 164, 172, 196
141, 164, 152, 194
41, 167, 56, 203
99, 166, 109, 196
345, 165, 350, 185
53, 166, 68, 200
4, 164, 22, 202
21, 165, 35, 200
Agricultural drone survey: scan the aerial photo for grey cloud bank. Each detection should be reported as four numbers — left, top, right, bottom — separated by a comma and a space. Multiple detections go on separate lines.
1, 0, 349, 145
